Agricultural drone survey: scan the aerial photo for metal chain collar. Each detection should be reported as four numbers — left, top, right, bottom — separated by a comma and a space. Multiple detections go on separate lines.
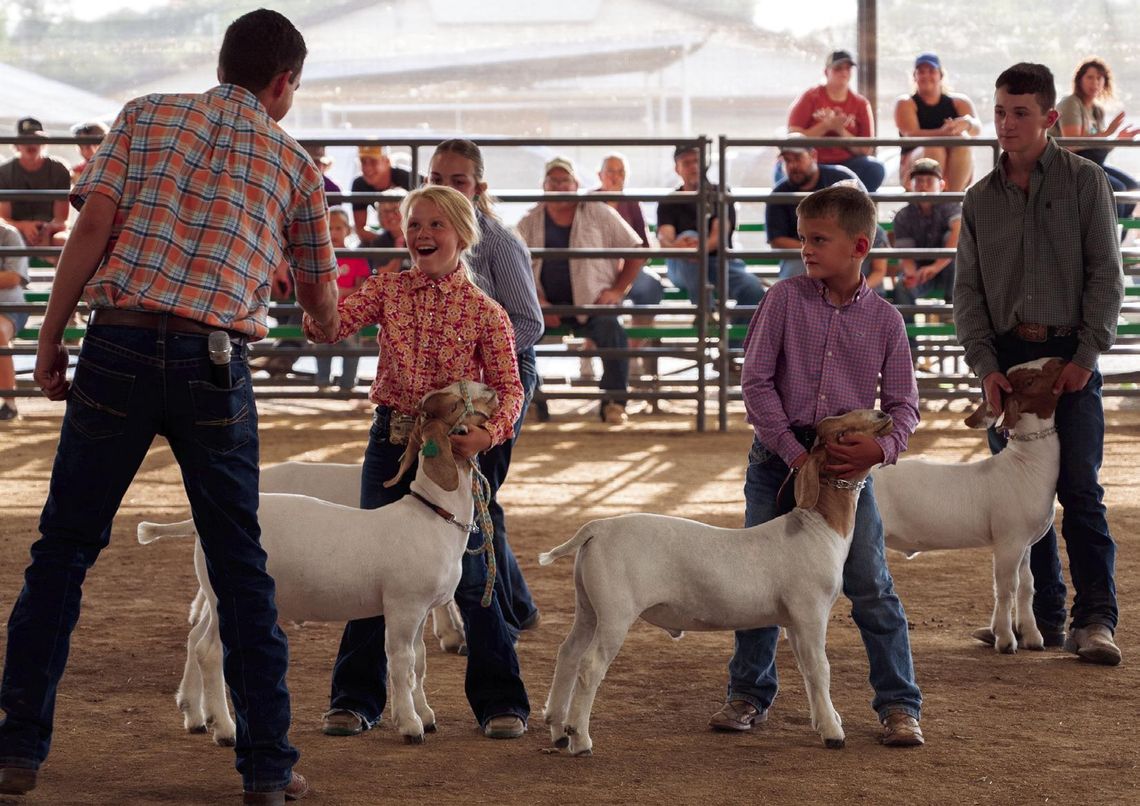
821, 476, 867, 492
1005, 425, 1058, 442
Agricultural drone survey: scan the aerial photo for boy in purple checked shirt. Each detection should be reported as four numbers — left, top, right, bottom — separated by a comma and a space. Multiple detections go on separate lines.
707, 185, 925, 747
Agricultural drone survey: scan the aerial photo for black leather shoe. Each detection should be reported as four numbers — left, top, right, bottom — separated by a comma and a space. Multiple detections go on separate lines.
0, 766, 37, 795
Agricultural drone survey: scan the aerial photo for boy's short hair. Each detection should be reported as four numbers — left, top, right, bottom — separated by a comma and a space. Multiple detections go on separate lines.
796, 185, 876, 241
218, 9, 307, 94
328, 207, 351, 228
995, 62, 1056, 113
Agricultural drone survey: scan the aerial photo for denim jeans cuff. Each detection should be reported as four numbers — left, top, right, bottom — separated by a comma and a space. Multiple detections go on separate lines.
724, 692, 769, 713
0, 757, 39, 770
878, 704, 921, 722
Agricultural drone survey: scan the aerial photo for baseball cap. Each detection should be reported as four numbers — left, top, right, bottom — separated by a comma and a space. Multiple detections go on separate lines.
358, 145, 386, 158
17, 117, 46, 137
914, 52, 942, 70
826, 50, 856, 68
544, 156, 578, 182
908, 157, 943, 180
673, 144, 701, 161
778, 133, 812, 156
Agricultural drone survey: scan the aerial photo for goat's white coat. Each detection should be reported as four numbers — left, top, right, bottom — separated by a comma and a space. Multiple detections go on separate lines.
539, 409, 892, 755
139, 382, 494, 746
873, 357, 1063, 654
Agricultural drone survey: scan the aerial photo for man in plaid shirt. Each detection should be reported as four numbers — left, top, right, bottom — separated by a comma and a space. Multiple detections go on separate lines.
0, 10, 338, 804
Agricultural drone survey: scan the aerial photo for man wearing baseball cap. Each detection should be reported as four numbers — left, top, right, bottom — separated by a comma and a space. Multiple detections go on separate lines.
785, 49, 885, 191
892, 157, 961, 357
350, 143, 413, 246
0, 118, 71, 248
516, 156, 647, 424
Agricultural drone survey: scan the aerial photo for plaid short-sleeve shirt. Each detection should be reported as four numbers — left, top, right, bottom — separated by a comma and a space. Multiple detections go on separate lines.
72, 84, 337, 339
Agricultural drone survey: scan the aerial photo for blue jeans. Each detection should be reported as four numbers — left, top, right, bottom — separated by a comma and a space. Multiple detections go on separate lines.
482, 348, 539, 636
0, 323, 297, 794
664, 231, 765, 311
985, 333, 1117, 633
328, 407, 529, 728
570, 316, 628, 400
626, 269, 664, 306
314, 339, 360, 390
727, 437, 922, 720
837, 155, 886, 192
893, 262, 955, 354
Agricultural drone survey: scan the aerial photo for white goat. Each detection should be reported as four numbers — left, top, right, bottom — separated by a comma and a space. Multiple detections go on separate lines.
139, 381, 496, 746
873, 357, 1065, 654
539, 409, 893, 756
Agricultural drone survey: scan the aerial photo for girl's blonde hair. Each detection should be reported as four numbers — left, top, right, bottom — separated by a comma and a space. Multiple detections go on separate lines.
400, 185, 482, 276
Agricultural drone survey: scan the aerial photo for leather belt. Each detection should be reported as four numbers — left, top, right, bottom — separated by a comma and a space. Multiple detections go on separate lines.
1011, 323, 1077, 342
372, 406, 417, 446
89, 308, 247, 342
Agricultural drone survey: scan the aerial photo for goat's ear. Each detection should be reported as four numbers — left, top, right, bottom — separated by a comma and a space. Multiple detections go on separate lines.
383, 419, 423, 488
420, 419, 460, 491
794, 451, 822, 510
964, 400, 994, 429
1002, 396, 1022, 429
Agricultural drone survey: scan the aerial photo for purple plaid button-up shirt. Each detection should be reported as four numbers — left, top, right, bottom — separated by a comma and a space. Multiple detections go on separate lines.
741, 274, 919, 466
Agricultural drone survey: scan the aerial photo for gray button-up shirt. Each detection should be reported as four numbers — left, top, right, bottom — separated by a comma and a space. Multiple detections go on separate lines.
954, 137, 1123, 377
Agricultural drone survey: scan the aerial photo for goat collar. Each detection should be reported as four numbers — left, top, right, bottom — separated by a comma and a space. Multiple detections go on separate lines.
1004, 425, 1058, 442
408, 490, 477, 533
820, 476, 866, 492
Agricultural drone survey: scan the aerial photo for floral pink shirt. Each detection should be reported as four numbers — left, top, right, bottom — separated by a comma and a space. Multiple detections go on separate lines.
303, 265, 522, 445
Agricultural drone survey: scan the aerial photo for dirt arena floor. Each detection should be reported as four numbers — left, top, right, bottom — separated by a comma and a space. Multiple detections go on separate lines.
1, 397, 1138, 805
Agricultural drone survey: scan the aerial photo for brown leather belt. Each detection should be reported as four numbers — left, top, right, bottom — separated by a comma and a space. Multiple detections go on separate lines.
89, 308, 246, 342
1012, 323, 1077, 342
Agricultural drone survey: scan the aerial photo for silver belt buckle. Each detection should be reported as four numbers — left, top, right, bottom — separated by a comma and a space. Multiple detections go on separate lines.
388, 413, 416, 446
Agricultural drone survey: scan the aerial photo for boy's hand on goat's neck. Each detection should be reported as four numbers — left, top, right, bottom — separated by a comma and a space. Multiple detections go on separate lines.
983, 371, 1013, 417
449, 426, 492, 459
1053, 362, 1091, 395
823, 433, 885, 479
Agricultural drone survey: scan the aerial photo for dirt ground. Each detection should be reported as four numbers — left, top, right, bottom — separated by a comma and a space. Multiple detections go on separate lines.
1, 398, 1138, 806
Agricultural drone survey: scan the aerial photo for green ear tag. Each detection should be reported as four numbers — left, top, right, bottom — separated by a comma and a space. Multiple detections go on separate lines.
422, 439, 440, 458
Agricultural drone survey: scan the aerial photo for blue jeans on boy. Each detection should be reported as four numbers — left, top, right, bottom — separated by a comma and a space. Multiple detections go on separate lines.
483, 348, 540, 636
0, 323, 297, 794
726, 436, 922, 721
328, 406, 530, 728
985, 333, 1117, 635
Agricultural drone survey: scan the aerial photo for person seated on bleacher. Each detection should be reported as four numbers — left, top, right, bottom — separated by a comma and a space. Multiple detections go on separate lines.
891, 157, 961, 363
894, 53, 982, 192
786, 49, 886, 191
371, 187, 412, 274
1050, 57, 1140, 224
304, 144, 341, 195
69, 121, 108, 183
516, 156, 646, 425
590, 153, 662, 378
0, 219, 29, 421
351, 144, 414, 246
0, 118, 71, 252
656, 145, 765, 320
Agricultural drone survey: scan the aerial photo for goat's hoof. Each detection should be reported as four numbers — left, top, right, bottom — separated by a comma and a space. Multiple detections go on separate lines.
997, 644, 1017, 655
404, 733, 426, 745
571, 748, 593, 757
186, 724, 208, 735
540, 747, 562, 755
554, 736, 569, 749
824, 737, 845, 750
213, 734, 236, 748
423, 723, 437, 733
457, 645, 469, 657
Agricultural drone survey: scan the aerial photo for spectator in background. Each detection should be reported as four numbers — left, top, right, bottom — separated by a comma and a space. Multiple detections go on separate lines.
0, 219, 29, 421
894, 53, 982, 192
590, 152, 662, 379
69, 121, 108, 183
891, 157, 961, 362
314, 208, 372, 390
787, 49, 885, 192
1050, 57, 1140, 223
517, 156, 646, 425
0, 118, 71, 250
657, 145, 765, 325
305, 144, 341, 195
351, 145, 413, 246
371, 187, 412, 274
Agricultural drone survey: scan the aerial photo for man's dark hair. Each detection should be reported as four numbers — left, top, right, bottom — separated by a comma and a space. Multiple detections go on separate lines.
995, 62, 1056, 113
218, 9, 307, 93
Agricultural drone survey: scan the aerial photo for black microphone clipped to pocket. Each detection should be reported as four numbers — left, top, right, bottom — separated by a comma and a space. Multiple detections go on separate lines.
208, 331, 232, 389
